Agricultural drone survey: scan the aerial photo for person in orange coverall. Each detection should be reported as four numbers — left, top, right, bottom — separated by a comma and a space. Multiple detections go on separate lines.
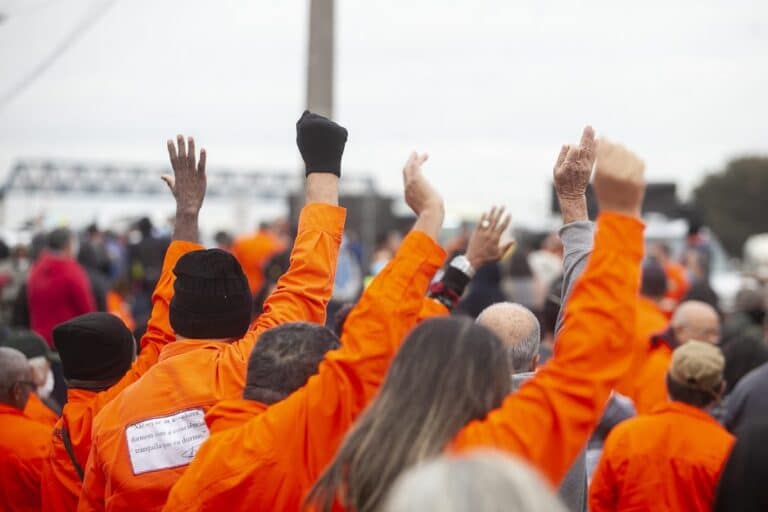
163, 153, 517, 512
39, 133, 208, 512
0, 346, 51, 512
77, 112, 348, 512
631, 300, 721, 414
300, 137, 646, 512
231, 222, 285, 294
0, 329, 62, 426
589, 341, 735, 512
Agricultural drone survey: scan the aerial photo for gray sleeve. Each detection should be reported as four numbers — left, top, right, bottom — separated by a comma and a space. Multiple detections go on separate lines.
554, 220, 595, 334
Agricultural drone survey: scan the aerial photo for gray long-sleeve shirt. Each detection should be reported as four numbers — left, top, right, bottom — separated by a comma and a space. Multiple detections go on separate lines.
512, 220, 595, 512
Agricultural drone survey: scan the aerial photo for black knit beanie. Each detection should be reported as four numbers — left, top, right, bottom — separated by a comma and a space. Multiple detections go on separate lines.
53, 313, 135, 386
170, 249, 252, 340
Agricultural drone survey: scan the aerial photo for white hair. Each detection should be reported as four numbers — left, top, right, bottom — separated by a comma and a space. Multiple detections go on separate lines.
383, 450, 566, 512
476, 302, 541, 372
0, 347, 30, 395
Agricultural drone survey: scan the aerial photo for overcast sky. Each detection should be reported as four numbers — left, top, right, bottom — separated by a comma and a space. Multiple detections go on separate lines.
0, 0, 766, 227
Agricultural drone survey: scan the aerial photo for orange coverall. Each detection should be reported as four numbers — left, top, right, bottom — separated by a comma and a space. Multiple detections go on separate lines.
24, 392, 59, 427
40, 240, 201, 512
589, 401, 735, 511
77, 203, 345, 512
631, 341, 674, 414
164, 212, 642, 511
231, 229, 285, 294
162, 229, 447, 512
0, 402, 51, 511
615, 296, 668, 400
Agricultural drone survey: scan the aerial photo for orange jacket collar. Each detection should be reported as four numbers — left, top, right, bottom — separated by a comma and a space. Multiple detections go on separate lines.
650, 400, 720, 424
0, 402, 24, 417
159, 339, 232, 362
205, 399, 268, 433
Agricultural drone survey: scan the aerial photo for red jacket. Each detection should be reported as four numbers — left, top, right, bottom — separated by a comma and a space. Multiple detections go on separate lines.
27, 253, 96, 346
162, 229, 447, 512
589, 401, 735, 511
77, 203, 345, 512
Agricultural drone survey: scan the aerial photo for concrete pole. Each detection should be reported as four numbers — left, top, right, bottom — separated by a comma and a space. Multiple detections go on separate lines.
306, 0, 334, 118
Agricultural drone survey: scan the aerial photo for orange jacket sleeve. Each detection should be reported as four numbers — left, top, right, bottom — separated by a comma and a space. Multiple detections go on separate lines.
219, 203, 346, 381
452, 212, 644, 486
41, 241, 201, 512
162, 230, 446, 512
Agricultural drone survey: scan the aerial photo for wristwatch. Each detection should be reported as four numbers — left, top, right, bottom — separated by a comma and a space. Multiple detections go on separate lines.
449, 255, 476, 278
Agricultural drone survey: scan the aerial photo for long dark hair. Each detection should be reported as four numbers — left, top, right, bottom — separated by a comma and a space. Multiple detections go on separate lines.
305, 316, 511, 512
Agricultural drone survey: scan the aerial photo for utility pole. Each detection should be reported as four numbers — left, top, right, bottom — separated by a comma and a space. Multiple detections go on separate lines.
305, 0, 334, 118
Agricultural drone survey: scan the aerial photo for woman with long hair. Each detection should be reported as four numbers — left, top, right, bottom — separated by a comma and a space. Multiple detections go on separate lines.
306, 137, 648, 512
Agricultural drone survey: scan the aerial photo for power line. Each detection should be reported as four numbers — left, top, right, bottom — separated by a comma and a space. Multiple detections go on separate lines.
0, 0, 118, 112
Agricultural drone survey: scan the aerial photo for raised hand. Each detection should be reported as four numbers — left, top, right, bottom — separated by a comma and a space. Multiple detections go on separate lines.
402, 152, 444, 240
466, 206, 516, 269
593, 139, 646, 218
553, 126, 597, 224
296, 111, 348, 177
163, 135, 207, 241
163, 135, 207, 217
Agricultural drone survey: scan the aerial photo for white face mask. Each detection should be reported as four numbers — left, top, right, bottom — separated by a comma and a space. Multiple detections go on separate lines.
37, 368, 55, 399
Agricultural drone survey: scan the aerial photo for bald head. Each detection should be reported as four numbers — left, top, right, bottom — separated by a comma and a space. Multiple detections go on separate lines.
0, 347, 33, 410
671, 301, 721, 345
476, 303, 541, 373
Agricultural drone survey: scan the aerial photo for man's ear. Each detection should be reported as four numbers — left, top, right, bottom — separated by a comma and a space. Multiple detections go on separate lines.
530, 353, 540, 372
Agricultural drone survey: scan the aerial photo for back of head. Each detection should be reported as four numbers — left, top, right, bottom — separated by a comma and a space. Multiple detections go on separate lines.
641, 260, 668, 300
476, 302, 541, 373
53, 312, 135, 390
0, 347, 32, 409
47, 227, 72, 253
307, 316, 511, 512
723, 333, 768, 394
714, 421, 768, 512
383, 451, 566, 512
170, 249, 252, 340
671, 300, 721, 345
666, 340, 725, 408
244, 322, 339, 404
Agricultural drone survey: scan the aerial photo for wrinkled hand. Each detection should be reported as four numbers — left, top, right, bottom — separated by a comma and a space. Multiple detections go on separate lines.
163, 135, 207, 216
403, 152, 443, 216
593, 139, 645, 217
553, 126, 596, 200
466, 206, 515, 269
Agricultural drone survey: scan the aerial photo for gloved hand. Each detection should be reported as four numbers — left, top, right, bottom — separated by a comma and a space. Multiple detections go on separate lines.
296, 110, 348, 177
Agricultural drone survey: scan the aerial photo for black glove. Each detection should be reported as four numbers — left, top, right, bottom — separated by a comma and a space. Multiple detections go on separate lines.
296, 110, 348, 177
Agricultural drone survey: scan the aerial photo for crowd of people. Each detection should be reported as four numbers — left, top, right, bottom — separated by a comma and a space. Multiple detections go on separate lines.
0, 111, 766, 511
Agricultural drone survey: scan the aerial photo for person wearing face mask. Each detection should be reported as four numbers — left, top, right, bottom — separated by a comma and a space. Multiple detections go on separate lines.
0, 346, 52, 511
1, 329, 61, 426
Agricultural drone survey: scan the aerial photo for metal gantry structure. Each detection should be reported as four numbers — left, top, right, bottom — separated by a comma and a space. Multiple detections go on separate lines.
0, 159, 375, 200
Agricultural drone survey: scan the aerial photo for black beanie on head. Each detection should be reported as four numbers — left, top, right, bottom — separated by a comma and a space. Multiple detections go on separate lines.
53, 313, 135, 386
170, 249, 252, 340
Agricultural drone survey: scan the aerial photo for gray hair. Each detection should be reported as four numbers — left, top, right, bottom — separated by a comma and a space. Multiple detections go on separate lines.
476, 302, 541, 373
0, 347, 30, 396
383, 450, 566, 512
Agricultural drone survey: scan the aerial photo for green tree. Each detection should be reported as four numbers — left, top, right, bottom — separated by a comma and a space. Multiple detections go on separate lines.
693, 156, 768, 257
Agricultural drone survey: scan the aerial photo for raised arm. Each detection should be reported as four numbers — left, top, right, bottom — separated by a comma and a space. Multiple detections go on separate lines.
553, 126, 597, 333
454, 139, 646, 487
422, 206, 513, 319
92, 135, 206, 407
161, 153, 446, 511
232, 113, 347, 354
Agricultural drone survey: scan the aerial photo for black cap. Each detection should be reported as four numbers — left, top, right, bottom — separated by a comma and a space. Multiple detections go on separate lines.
170, 249, 252, 340
53, 313, 135, 385
1, 329, 60, 363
